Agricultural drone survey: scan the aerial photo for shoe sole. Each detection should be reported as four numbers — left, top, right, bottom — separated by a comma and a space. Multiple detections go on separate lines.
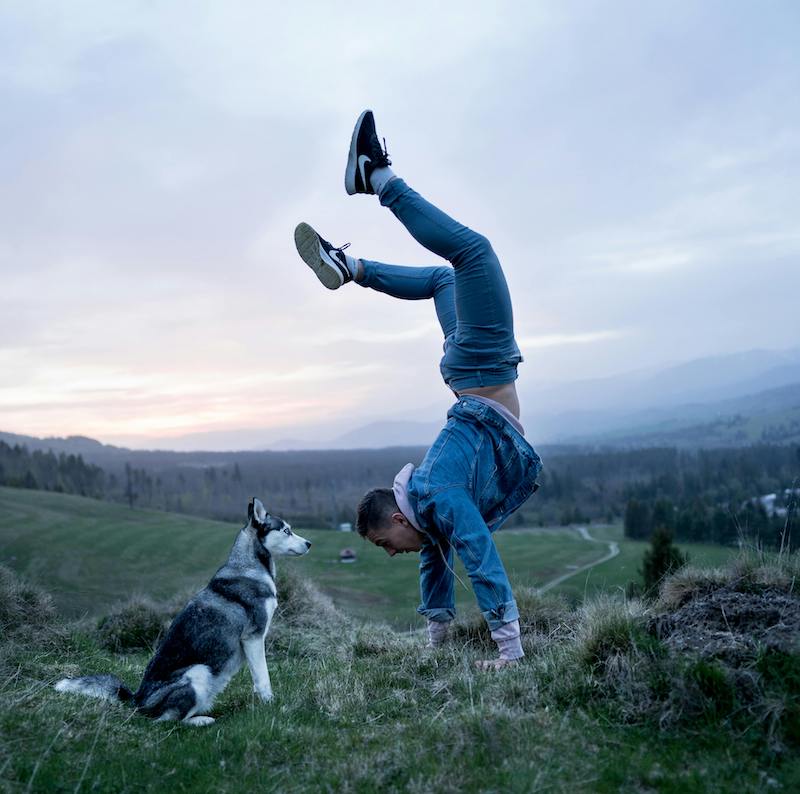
344, 109, 371, 195
294, 222, 343, 290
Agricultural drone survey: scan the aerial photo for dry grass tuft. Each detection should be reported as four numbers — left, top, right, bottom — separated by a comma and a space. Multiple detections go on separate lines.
657, 548, 799, 611
657, 565, 731, 610
572, 594, 649, 670
96, 596, 175, 652
268, 567, 353, 657
0, 564, 56, 634
450, 586, 572, 649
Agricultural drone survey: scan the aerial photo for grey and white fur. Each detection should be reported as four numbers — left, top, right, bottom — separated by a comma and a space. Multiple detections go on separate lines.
54, 497, 310, 727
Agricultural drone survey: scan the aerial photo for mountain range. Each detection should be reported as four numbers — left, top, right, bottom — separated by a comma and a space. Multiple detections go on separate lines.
2, 347, 799, 454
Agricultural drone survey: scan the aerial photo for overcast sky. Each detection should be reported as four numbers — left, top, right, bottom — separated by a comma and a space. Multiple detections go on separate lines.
1, 1, 798, 449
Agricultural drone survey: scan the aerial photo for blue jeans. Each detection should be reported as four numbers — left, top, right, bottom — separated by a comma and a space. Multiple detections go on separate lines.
359, 178, 522, 391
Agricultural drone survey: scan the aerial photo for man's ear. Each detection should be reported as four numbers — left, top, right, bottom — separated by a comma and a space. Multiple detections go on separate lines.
391, 511, 408, 526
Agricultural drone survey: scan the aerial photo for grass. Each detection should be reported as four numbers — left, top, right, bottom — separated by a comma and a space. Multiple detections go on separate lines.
1, 487, 799, 792
2, 561, 799, 792
552, 523, 736, 603
0, 487, 738, 627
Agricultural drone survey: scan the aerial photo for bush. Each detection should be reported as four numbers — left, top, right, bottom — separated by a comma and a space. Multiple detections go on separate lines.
268, 567, 352, 657
573, 595, 650, 672
96, 596, 174, 652
0, 564, 55, 634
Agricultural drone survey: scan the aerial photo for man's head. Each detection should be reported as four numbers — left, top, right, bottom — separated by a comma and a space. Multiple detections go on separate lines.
355, 487, 424, 556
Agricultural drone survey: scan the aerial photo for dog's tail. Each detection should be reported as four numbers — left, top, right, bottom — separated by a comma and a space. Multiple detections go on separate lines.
54, 674, 134, 704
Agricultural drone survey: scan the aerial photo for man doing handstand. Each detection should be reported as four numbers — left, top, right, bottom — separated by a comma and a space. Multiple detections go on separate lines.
294, 110, 542, 670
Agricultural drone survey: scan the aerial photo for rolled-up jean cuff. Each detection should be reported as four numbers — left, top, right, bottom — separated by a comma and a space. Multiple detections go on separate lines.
378, 175, 409, 205
357, 260, 379, 290
481, 601, 520, 632
417, 606, 456, 622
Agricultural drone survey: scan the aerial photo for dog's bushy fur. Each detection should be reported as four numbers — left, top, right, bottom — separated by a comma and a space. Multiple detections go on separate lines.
54, 498, 311, 726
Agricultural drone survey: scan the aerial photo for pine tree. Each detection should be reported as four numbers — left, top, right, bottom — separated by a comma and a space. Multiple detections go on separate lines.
624, 498, 651, 539
640, 525, 688, 594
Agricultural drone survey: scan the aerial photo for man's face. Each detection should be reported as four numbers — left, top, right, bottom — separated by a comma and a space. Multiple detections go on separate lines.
366, 513, 424, 556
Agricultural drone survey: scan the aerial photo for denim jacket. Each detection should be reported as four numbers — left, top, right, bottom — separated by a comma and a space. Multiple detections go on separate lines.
405, 396, 542, 631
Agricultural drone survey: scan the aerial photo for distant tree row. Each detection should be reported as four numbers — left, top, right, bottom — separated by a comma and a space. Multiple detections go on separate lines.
623, 496, 792, 548
99, 443, 797, 542
621, 445, 799, 548
2, 437, 798, 546
0, 441, 105, 497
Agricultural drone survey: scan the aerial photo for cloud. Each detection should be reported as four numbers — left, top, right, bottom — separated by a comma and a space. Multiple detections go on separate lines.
518, 330, 625, 350
588, 248, 697, 275
1, 1, 799, 446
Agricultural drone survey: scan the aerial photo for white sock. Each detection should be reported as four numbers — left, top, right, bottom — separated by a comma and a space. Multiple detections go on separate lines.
369, 166, 397, 196
426, 619, 451, 648
342, 252, 359, 280
490, 619, 524, 661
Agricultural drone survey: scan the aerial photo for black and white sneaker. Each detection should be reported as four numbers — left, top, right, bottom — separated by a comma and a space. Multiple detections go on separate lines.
345, 109, 391, 195
294, 222, 353, 290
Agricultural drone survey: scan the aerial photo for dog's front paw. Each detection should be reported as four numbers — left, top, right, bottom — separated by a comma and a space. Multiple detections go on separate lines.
254, 687, 273, 703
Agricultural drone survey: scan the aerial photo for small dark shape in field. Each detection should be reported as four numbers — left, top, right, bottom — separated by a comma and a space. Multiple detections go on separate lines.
651, 586, 800, 664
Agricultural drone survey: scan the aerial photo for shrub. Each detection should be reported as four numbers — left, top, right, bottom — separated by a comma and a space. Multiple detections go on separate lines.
96, 596, 173, 652
268, 567, 352, 657
0, 564, 55, 634
573, 595, 649, 671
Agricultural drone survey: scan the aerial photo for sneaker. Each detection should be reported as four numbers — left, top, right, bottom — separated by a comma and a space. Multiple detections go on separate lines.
345, 109, 391, 195
294, 222, 353, 290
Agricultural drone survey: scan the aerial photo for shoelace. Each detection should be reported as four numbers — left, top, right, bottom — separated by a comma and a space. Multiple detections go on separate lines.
379, 136, 392, 167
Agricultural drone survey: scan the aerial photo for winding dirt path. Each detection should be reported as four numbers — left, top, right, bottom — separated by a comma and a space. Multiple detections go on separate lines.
536, 525, 620, 594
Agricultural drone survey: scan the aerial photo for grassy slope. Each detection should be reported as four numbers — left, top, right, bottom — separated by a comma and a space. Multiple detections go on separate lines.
1, 487, 798, 792
9, 628, 796, 794
0, 487, 735, 626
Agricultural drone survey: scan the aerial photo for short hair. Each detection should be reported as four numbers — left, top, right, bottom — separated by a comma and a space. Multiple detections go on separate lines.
355, 488, 398, 537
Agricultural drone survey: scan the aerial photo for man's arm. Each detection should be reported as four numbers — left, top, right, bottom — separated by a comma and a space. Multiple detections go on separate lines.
422, 487, 523, 663
417, 537, 456, 634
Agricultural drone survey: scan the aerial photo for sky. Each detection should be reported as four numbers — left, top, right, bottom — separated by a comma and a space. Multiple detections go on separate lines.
1, 1, 799, 449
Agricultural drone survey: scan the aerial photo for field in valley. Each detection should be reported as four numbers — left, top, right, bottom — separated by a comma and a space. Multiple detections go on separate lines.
0, 487, 736, 626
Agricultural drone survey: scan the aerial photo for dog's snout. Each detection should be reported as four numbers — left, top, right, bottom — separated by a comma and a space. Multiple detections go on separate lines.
305, 541, 312, 549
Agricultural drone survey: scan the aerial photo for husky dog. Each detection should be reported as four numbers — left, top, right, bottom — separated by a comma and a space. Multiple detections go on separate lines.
54, 498, 310, 726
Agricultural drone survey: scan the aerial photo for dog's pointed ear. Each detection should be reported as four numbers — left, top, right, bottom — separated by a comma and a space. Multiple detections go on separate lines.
248, 498, 255, 523
252, 497, 268, 525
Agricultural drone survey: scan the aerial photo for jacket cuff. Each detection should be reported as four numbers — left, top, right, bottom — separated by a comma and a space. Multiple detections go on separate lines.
490, 619, 524, 661
481, 600, 520, 631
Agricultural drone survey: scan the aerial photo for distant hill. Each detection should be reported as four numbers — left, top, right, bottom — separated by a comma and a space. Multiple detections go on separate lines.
522, 348, 800, 444
557, 382, 800, 448
3, 347, 799, 452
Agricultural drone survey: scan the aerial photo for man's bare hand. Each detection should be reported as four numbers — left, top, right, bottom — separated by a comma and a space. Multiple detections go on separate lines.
474, 658, 518, 671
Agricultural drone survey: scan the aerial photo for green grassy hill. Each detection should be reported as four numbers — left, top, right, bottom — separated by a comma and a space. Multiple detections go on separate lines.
1, 487, 798, 792
0, 487, 736, 625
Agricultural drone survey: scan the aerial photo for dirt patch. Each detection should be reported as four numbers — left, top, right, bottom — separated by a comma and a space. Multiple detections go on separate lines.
651, 585, 800, 664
